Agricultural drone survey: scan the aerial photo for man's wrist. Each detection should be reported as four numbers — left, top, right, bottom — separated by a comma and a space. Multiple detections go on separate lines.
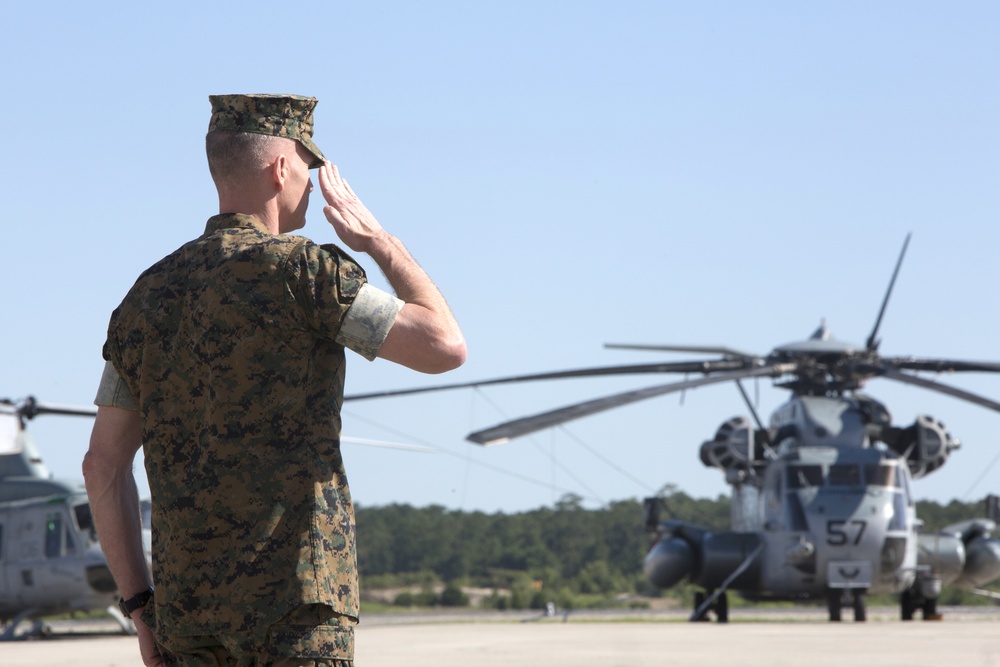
119, 586, 154, 617
363, 229, 397, 259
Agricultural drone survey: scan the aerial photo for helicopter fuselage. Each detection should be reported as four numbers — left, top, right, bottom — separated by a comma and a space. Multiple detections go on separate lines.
0, 492, 118, 620
733, 444, 917, 600
644, 392, 1000, 620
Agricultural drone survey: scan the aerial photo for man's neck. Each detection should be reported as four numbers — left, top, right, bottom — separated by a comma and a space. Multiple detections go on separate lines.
217, 200, 281, 234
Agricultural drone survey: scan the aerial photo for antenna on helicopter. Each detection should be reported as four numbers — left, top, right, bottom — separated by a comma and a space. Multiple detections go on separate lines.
865, 232, 911, 352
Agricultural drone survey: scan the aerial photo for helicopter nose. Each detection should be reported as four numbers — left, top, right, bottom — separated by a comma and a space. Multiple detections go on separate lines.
85, 563, 117, 594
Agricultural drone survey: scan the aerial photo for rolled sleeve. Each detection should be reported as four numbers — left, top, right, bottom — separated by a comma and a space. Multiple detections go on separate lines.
94, 360, 138, 410
335, 283, 403, 361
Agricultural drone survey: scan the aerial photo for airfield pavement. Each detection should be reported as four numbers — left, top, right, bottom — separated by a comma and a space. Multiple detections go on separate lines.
4, 607, 1000, 667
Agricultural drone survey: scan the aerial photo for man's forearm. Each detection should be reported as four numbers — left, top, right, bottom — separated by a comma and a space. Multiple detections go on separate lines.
366, 231, 466, 373
366, 231, 447, 310
83, 408, 153, 599
85, 463, 151, 596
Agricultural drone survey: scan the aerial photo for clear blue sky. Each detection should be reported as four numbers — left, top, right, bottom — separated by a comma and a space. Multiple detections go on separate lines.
4, 2, 999, 514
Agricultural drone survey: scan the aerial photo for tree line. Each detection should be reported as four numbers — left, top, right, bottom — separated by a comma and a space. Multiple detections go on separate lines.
355, 490, 999, 609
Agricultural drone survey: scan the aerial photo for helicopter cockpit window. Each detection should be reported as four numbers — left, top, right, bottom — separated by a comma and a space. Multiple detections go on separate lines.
73, 502, 97, 541
828, 464, 861, 487
65, 524, 76, 554
787, 465, 823, 489
864, 463, 901, 488
45, 513, 62, 558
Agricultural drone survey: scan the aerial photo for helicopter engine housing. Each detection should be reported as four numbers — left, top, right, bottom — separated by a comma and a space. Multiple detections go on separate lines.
958, 536, 1000, 588
644, 523, 762, 591
916, 532, 966, 585
946, 519, 1000, 589
700, 416, 760, 472
888, 415, 960, 479
643, 536, 694, 589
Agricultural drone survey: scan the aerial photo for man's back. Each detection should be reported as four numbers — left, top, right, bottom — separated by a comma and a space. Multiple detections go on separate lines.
106, 213, 364, 635
85, 93, 465, 666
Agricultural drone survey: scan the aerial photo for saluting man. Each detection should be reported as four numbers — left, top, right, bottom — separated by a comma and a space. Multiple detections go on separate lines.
83, 94, 466, 666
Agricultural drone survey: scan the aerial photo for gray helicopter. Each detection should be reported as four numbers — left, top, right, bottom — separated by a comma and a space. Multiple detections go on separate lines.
0, 397, 146, 639
346, 234, 1000, 622
0, 396, 433, 640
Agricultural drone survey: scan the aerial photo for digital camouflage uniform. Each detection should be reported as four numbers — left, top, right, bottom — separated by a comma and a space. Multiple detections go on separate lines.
96, 95, 401, 665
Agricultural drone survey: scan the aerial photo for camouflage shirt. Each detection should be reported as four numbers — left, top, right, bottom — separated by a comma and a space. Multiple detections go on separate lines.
103, 213, 373, 637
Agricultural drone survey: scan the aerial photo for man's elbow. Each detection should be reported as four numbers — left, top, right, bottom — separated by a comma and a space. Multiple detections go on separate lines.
418, 334, 467, 374
81, 446, 111, 492
436, 336, 468, 373
378, 316, 467, 373
81, 448, 97, 481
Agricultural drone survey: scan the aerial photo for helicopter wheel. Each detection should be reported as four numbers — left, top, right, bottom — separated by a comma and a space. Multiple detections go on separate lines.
852, 590, 866, 622
922, 597, 942, 621
692, 592, 710, 622
826, 588, 842, 622
715, 591, 729, 624
900, 589, 915, 621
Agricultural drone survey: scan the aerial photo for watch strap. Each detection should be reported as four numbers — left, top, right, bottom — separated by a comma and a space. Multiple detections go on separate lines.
118, 586, 154, 617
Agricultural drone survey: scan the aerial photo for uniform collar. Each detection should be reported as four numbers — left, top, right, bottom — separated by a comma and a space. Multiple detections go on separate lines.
204, 213, 272, 235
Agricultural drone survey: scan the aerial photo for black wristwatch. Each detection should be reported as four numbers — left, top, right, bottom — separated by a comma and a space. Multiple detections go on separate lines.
118, 586, 154, 617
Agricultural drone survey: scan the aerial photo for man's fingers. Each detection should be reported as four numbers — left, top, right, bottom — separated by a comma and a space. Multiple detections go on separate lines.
341, 176, 358, 200
324, 205, 346, 225
321, 164, 362, 210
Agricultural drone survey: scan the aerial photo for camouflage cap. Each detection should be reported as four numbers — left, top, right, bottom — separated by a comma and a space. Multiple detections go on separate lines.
208, 94, 326, 168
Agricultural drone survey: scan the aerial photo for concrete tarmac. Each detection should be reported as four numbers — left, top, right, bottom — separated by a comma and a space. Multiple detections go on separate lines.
4, 609, 1000, 667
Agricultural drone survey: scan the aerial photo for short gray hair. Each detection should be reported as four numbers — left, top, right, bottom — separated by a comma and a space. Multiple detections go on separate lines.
206, 131, 285, 185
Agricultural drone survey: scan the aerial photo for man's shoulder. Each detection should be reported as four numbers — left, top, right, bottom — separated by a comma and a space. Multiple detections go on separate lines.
280, 236, 366, 278
136, 227, 301, 277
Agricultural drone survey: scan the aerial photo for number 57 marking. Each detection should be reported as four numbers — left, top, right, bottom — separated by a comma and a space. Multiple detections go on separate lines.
827, 519, 867, 546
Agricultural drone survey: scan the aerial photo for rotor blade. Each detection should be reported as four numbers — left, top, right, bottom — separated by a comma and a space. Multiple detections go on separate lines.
883, 357, 1000, 374
605, 343, 759, 361
344, 359, 748, 401
866, 232, 911, 351
340, 436, 434, 453
21, 397, 98, 420
467, 363, 797, 446
881, 368, 1000, 413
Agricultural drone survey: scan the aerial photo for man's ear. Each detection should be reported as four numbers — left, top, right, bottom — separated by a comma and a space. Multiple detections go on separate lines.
271, 153, 289, 190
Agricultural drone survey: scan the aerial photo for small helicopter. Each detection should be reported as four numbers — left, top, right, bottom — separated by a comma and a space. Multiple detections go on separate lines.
346, 234, 1000, 622
0, 395, 432, 639
0, 396, 146, 640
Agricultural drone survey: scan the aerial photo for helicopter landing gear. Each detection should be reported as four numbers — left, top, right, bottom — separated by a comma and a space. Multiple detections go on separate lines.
692, 589, 729, 623
827, 589, 841, 622
901, 587, 943, 621
922, 597, 941, 621
0, 608, 52, 641
852, 590, 867, 622
901, 589, 916, 621
827, 588, 866, 622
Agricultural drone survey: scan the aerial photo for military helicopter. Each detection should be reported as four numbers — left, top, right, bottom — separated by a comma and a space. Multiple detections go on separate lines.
0, 395, 433, 640
0, 396, 144, 640
346, 235, 1000, 622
